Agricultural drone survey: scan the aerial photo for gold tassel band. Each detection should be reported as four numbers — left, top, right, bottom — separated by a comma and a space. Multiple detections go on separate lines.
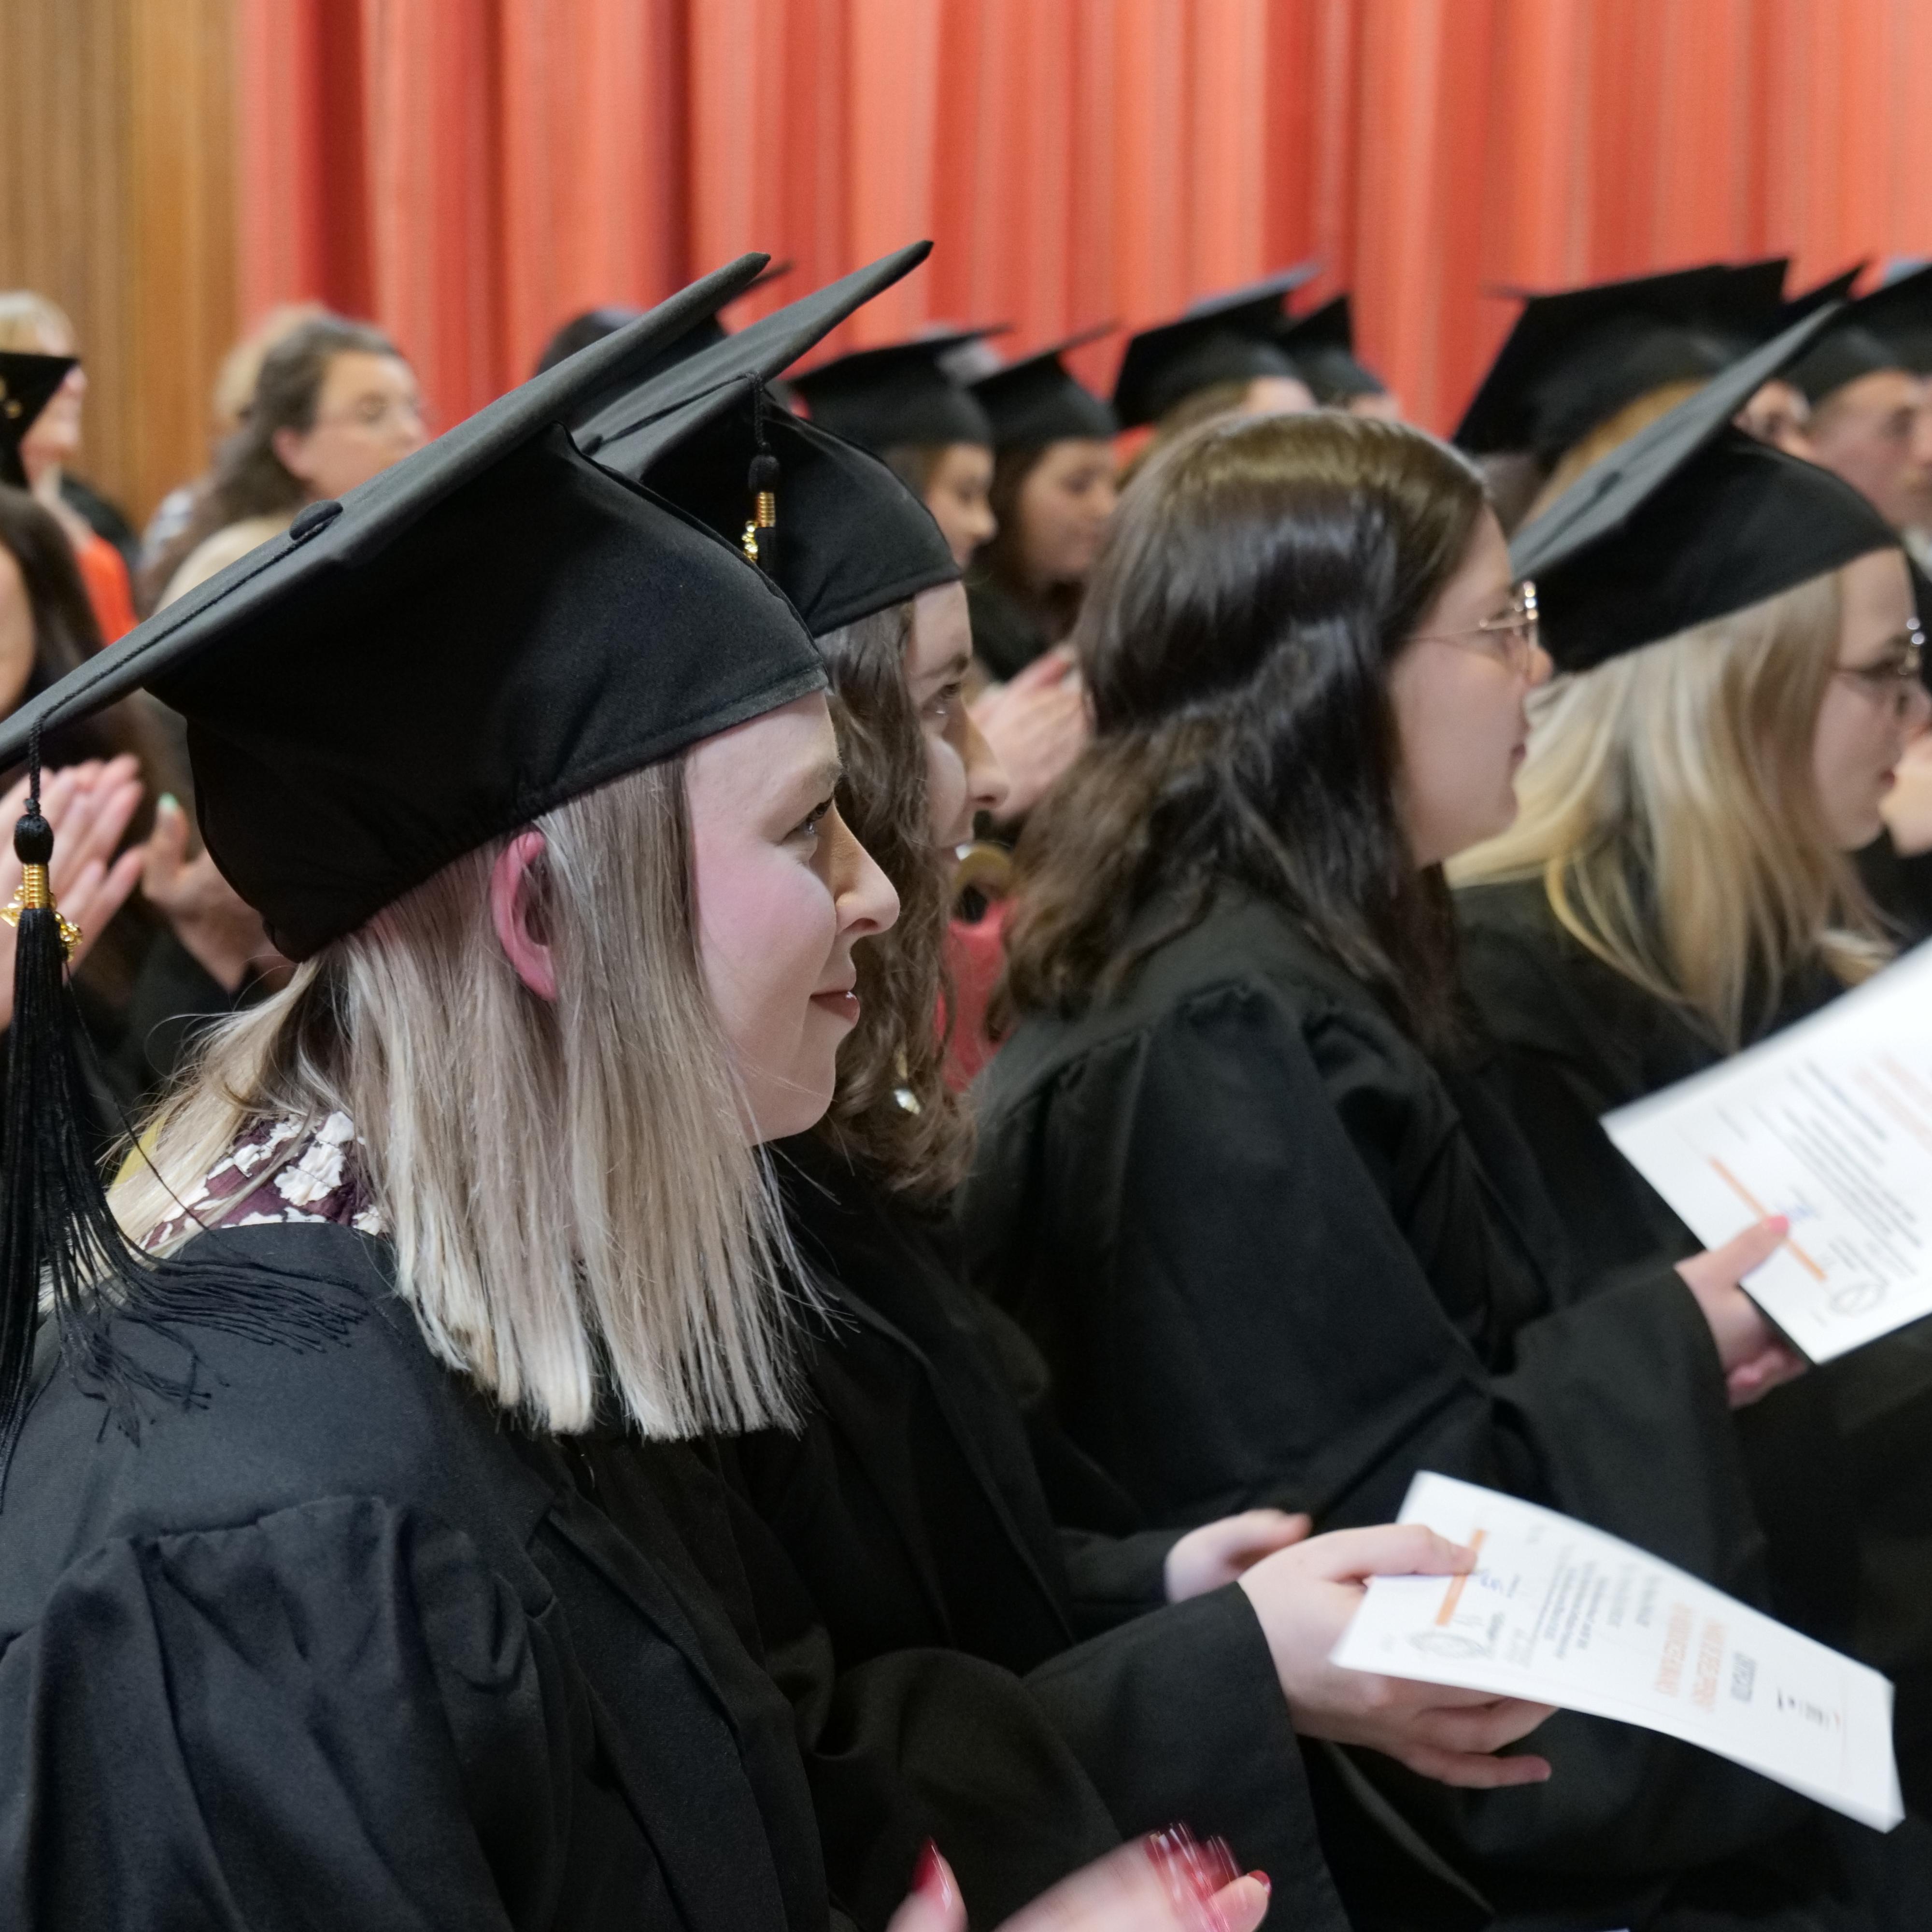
2, 865, 83, 956
753, 490, 776, 529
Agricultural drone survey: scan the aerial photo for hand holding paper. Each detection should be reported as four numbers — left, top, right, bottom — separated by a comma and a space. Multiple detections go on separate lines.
1331, 1474, 1902, 1831
1606, 939, 1932, 1363
1236, 1523, 1555, 1788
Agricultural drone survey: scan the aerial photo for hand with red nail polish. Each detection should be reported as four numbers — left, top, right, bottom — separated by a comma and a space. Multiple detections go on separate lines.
890, 1828, 1272, 1932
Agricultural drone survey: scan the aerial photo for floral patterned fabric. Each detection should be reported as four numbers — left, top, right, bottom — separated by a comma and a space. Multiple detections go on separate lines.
142, 1111, 387, 1253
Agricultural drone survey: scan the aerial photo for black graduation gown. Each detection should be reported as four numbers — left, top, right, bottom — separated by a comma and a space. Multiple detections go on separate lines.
960, 885, 1930, 1928
719, 1132, 1350, 1931
0, 1222, 835, 1932
1457, 873, 1932, 1811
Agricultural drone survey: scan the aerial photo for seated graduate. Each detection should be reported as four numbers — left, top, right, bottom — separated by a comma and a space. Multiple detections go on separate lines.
1451, 317, 1932, 1804
0, 251, 1280, 1932
958, 402, 1932, 1928
633, 383, 1554, 1923
962, 331, 1118, 683
1275, 296, 1401, 421
1452, 260, 1789, 528
787, 333, 999, 568
1112, 269, 1319, 459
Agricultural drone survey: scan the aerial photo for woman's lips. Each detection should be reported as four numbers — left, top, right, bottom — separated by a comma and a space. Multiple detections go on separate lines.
810, 988, 861, 1023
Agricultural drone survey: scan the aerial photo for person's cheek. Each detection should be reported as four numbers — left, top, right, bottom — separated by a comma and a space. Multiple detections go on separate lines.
925, 730, 970, 845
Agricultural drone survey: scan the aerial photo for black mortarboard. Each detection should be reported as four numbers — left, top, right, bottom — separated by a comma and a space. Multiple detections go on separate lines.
968, 326, 1119, 446
639, 402, 958, 636
1111, 263, 1319, 428
1456, 260, 1790, 460
573, 242, 956, 636
786, 332, 998, 453
0, 253, 820, 962
1276, 296, 1385, 404
1788, 263, 1932, 401
570, 243, 934, 478
1512, 306, 1900, 670
0, 353, 76, 488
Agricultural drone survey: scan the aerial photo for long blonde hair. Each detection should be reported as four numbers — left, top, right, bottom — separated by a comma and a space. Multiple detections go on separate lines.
112, 761, 805, 1439
1453, 569, 1890, 1051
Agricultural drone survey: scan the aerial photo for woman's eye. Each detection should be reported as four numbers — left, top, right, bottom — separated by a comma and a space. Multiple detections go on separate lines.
923, 682, 963, 724
791, 800, 833, 842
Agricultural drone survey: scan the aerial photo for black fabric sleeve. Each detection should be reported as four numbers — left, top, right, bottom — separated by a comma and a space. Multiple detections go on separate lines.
1023, 1584, 1349, 1931
1053, 1525, 1177, 1633
0, 1496, 575, 1932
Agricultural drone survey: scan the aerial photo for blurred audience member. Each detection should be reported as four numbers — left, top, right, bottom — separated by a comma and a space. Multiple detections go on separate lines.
151, 314, 424, 608
965, 335, 1118, 680
0, 291, 138, 641
534, 304, 641, 374
139, 302, 327, 574
1781, 264, 1932, 548
789, 335, 999, 567
1111, 270, 1318, 457
1278, 295, 1401, 420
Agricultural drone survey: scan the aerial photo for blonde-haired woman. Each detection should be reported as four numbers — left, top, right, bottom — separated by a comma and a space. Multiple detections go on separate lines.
1452, 402, 1932, 1817
1454, 531, 1920, 1278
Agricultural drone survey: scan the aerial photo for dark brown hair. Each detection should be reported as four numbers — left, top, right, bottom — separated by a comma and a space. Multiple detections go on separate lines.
973, 442, 1087, 644
147, 313, 404, 601
1001, 410, 1489, 1052
812, 601, 973, 1198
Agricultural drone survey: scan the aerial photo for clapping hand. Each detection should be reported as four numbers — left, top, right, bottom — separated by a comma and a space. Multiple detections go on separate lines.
969, 647, 1090, 824
0, 758, 148, 1031
889, 1830, 1271, 1932
141, 792, 282, 994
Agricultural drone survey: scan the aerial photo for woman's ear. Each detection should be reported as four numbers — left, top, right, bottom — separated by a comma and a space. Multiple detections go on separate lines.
489, 829, 557, 1000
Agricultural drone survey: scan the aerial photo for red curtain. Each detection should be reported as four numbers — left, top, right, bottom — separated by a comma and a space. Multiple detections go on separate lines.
237, 0, 1932, 439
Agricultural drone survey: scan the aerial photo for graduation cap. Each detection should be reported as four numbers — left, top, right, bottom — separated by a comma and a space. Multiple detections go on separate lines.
535, 262, 798, 378
0, 353, 76, 488
635, 401, 958, 638
1111, 263, 1320, 429
786, 331, 999, 454
1276, 296, 1385, 404
0, 249, 877, 1455
1511, 304, 1901, 671
1455, 260, 1790, 460
967, 326, 1119, 447
1788, 263, 1932, 399
576, 244, 957, 635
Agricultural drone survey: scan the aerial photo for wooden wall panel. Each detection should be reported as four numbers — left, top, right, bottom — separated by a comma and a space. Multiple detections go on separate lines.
0, 0, 238, 529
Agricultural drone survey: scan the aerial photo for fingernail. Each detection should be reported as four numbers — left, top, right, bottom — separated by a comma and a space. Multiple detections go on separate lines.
1247, 1870, 1270, 1894
157, 793, 178, 813
1148, 1827, 1238, 1907
912, 1840, 954, 1906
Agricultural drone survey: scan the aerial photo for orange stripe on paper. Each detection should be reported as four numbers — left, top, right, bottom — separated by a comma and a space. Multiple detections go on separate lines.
1436, 1528, 1486, 1626
1707, 1158, 1825, 1281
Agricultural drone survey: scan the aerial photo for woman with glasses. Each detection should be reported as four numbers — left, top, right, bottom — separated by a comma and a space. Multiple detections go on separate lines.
952, 410, 1916, 1929
1452, 416, 1932, 1812
149, 313, 426, 609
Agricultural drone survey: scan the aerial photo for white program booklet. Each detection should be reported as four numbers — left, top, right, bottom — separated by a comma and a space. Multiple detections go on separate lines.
1602, 939, 1932, 1363
1331, 1473, 1902, 1831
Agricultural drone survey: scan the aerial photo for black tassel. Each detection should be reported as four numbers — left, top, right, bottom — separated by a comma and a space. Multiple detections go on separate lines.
742, 376, 780, 572
0, 731, 358, 1488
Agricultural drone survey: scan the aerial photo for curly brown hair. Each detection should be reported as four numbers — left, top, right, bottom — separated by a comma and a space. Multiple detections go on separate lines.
811, 601, 974, 1199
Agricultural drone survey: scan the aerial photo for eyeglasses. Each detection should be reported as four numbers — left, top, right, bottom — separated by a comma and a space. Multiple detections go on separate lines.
1834, 623, 1927, 714
1413, 580, 1541, 673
